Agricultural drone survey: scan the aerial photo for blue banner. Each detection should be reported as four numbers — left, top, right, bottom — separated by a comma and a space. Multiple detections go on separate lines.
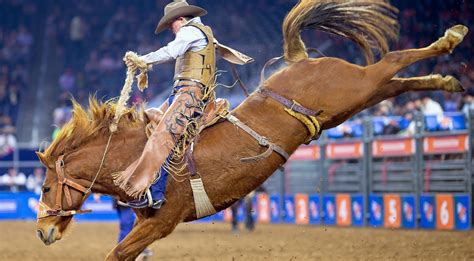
283, 195, 295, 224
351, 194, 365, 227
401, 195, 416, 229
0, 192, 120, 221
454, 195, 470, 230
75, 197, 118, 221
369, 195, 383, 227
308, 194, 320, 224
420, 194, 435, 229
251, 196, 258, 221
270, 195, 280, 224
323, 194, 336, 225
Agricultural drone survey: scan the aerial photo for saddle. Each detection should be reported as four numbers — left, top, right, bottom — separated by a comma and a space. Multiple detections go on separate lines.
199, 98, 230, 131
145, 98, 230, 137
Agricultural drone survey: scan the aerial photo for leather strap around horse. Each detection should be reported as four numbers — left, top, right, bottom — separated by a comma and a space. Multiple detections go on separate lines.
258, 88, 322, 117
258, 56, 322, 118
226, 114, 289, 162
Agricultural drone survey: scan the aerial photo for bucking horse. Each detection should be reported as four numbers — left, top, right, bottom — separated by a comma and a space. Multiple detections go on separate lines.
35, 0, 468, 260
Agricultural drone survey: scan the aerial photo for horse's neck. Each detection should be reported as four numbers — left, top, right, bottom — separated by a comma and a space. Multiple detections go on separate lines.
94, 125, 148, 199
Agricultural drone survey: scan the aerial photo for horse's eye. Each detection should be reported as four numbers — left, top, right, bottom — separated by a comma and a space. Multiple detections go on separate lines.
42, 187, 50, 193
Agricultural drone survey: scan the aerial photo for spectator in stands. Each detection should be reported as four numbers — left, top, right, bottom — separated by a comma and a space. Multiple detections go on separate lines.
26, 167, 45, 195
68, 15, 86, 69
1, 167, 26, 193
420, 93, 444, 116
399, 111, 416, 136
0, 118, 16, 157
52, 98, 72, 140
461, 89, 474, 116
7, 81, 20, 124
58, 68, 76, 94
383, 119, 401, 135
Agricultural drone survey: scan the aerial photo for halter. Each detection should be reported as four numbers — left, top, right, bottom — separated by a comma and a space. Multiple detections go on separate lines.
37, 134, 113, 219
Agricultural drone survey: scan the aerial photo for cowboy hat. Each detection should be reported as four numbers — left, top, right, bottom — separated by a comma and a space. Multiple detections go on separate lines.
155, 0, 207, 34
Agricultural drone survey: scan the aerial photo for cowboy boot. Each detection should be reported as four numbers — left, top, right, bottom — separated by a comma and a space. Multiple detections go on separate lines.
118, 164, 169, 209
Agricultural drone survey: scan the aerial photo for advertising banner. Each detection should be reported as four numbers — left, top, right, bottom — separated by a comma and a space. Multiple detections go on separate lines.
323, 195, 336, 225
257, 193, 271, 224
420, 195, 435, 229
369, 195, 383, 227
372, 138, 415, 157
336, 194, 352, 226
326, 142, 363, 159
295, 194, 309, 225
290, 145, 320, 161
283, 195, 296, 224
351, 194, 365, 227
423, 134, 468, 154
454, 194, 470, 230
435, 194, 454, 230
401, 195, 416, 229
308, 194, 321, 225
384, 194, 401, 228
270, 195, 281, 224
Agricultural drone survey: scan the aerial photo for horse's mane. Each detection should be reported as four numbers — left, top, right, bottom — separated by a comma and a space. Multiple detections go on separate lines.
40, 97, 145, 163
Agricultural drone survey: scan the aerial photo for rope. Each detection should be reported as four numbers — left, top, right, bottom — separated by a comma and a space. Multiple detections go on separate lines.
110, 51, 151, 133
84, 133, 114, 196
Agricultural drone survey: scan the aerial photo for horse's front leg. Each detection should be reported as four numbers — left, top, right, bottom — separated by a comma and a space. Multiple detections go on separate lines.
389, 75, 464, 93
105, 215, 179, 261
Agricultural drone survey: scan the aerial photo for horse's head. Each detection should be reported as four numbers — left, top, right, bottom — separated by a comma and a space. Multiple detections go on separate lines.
35, 98, 147, 245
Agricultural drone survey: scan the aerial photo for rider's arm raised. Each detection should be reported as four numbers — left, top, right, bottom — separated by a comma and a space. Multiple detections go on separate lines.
139, 26, 206, 65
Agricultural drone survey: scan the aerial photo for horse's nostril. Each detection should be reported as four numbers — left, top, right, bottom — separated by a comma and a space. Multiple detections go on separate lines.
47, 227, 55, 243
37, 229, 45, 241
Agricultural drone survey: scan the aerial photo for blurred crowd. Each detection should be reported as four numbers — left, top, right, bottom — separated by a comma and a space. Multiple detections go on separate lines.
0, 0, 473, 140
45, 0, 473, 132
0, 167, 44, 193
0, 0, 36, 152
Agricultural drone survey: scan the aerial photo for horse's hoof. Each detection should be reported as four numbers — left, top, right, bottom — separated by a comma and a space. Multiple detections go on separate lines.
448, 25, 469, 39
431, 25, 468, 53
444, 25, 468, 53
444, 75, 465, 93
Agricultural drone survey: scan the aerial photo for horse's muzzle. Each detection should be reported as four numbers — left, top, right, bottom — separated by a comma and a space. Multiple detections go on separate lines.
37, 226, 58, 245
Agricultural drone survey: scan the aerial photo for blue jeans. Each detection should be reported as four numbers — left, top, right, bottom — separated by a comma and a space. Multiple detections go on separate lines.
117, 205, 135, 242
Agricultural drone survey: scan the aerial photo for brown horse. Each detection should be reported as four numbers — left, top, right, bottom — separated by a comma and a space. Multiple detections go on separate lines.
36, 1, 468, 260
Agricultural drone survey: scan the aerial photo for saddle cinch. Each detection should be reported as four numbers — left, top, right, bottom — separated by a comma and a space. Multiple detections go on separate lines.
145, 98, 230, 137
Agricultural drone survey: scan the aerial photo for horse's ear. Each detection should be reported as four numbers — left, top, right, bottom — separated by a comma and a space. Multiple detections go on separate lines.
36, 152, 50, 168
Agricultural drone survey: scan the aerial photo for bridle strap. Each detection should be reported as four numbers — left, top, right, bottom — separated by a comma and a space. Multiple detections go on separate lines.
40, 134, 113, 219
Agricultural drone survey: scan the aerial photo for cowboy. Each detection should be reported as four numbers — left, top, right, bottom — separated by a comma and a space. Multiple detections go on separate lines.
119, 0, 253, 209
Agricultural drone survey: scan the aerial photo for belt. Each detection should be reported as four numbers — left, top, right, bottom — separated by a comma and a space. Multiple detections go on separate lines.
173, 79, 205, 88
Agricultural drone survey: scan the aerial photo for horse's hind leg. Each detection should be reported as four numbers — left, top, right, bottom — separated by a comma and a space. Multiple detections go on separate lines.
368, 25, 468, 83
364, 75, 464, 109
389, 75, 464, 94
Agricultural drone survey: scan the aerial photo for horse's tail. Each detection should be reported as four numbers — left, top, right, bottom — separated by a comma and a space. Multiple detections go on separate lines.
283, 0, 400, 64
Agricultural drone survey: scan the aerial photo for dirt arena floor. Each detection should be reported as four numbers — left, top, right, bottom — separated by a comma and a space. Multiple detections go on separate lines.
1, 221, 474, 261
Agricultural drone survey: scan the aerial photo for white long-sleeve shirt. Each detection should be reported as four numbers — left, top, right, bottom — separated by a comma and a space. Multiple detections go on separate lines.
140, 17, 208, 65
